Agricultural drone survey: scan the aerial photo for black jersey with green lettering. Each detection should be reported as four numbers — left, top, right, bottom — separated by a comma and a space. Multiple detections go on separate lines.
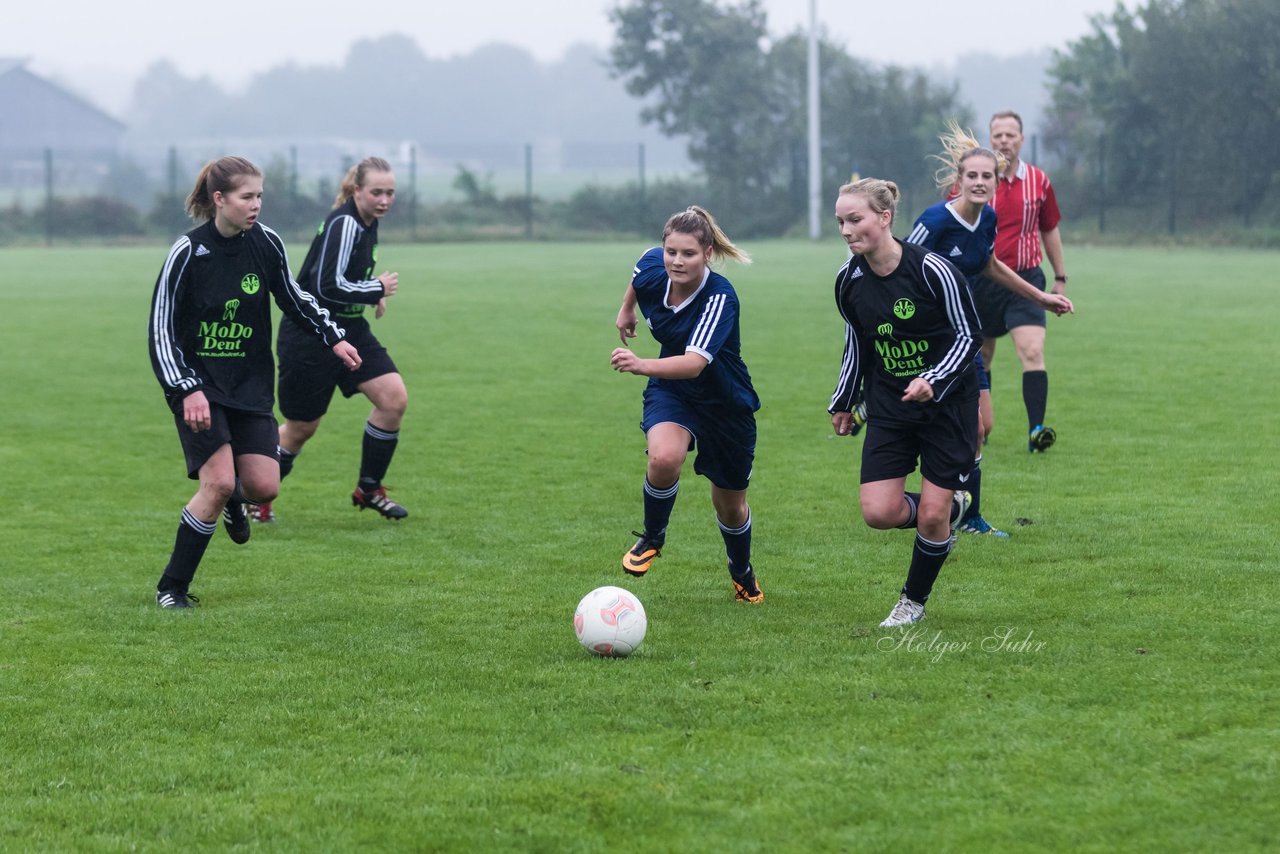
829, 240, 981, 423
294, 199, 384, 323
148, 220, 345, 415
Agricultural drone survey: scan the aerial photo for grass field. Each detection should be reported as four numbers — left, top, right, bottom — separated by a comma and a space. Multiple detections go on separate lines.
2, 237, 1278, 852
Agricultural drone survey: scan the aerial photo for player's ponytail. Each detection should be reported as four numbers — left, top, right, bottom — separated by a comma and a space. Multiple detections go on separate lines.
185, 156, 261, 222
838, 178, 901, 224
662, 205, 751, 265
335, 156, 394, 208
930, 120, 1007, 196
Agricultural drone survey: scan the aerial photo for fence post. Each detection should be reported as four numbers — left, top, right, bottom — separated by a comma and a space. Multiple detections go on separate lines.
1097, 132, 1106, 234
290, 145, 299, 200
44, 148, 54, 247
1168, 140, 1177, 235
524, 143, 533, 239
168, 146, 179, 204
409, 144, 418, 241
638, 142, 646, 197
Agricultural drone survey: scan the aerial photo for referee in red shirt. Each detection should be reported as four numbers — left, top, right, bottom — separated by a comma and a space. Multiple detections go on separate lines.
970, 110, 1070, 453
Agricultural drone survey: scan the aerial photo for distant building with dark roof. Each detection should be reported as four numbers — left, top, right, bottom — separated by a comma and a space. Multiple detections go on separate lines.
0, 57, 126, 189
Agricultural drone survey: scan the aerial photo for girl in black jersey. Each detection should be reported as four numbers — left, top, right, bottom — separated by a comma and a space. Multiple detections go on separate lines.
148, 156, 360, 608
828, 178, 981, 628
262, 157, 409, 523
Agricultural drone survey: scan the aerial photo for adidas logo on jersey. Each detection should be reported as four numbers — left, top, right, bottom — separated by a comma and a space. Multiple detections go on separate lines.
850, 266, 864, 279
949, 246, 962, 257
195, 244, 211, 256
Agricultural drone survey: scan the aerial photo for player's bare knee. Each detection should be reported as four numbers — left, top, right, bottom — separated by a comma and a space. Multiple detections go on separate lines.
202, 478, 236, 506
860, 502, 900, 530
240, 478, 279, 505
646, 454, 683, 485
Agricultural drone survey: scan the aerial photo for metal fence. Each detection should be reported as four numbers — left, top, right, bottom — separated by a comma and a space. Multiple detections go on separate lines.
3, 135, 1276, 244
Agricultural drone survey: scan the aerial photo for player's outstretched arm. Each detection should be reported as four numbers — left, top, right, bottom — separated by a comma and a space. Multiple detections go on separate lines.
611, 348, 707, 379
985, 256, 1073, 315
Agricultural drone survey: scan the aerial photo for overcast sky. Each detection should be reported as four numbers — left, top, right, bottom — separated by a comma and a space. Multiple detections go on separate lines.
8, 0, 1130, 112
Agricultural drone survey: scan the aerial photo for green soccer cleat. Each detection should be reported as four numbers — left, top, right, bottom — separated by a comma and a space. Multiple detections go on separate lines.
1029, 424, 1057, 453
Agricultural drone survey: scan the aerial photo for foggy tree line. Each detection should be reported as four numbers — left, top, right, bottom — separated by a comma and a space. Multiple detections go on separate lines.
8, 0, 1277, 243
609, 0, 1280, 237
1044, 0, 1280, 231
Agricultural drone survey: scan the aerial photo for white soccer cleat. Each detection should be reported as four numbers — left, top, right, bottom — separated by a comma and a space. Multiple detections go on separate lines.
879, 593, 925, 628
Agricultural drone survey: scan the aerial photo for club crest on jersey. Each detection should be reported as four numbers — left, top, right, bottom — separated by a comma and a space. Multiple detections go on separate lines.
893, 299, 916, 320
241, 274, 261, 295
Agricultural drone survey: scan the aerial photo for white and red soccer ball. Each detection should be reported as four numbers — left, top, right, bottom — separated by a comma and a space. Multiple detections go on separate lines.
574, 586, 647, 657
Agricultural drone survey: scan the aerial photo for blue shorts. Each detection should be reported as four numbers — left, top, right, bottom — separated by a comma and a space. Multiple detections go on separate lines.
640, 385, 756, 491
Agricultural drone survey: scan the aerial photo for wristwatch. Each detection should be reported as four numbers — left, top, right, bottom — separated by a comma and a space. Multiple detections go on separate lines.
1054, 275, 1068, 283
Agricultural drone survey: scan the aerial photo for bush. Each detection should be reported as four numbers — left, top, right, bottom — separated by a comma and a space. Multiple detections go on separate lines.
35, 197, 146, 239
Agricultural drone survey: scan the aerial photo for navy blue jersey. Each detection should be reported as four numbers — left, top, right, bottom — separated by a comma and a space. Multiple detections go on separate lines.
905, 200, 997, 280
631, 247, 759, 413
149, 220, 345, 415
829, 241, 980, 424
295, 199, 384, 323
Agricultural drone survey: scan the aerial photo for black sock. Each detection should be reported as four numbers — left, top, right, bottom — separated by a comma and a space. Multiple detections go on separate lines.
895, 492, 920, 529
902, 533, 951, 604
642, 477, 678, 541
359, 421, 399, 490
279, 446, 297, 479
1023, 370, 1048, 431
158, 508, 216, 592
962, 458, 982, 523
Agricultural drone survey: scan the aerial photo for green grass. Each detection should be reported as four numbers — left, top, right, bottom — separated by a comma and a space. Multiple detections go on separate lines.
1, 239, 1277, 852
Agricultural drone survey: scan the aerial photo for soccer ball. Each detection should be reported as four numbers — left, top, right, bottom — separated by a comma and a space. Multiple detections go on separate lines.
574, 586, 647, 657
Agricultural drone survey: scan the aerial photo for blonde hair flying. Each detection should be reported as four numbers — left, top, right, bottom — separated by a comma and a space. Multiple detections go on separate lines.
930, 119, 1007, 196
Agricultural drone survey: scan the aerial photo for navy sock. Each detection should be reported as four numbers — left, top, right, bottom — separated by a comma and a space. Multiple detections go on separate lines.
158, 508, 216, 592
1024, 370, 1048, 431
642, 477, 678, 541
903, 533, 951, 604
896, 492, 920, 529
359, 421, 399, 490
718, 509, 752, 577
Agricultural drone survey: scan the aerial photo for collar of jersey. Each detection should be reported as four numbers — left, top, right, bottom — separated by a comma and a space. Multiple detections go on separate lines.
1000, 160, 1029, 183
944, 200, 983, 233
663, 266, 711, 313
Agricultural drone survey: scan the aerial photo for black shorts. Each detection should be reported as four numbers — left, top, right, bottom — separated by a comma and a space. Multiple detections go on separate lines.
859, 397, 978, 491
277, 318, 398, 422
972, 266, 1047, 339
174, 403, 279, 479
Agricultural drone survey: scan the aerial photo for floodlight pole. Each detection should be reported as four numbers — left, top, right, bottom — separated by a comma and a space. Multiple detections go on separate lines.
807, 0, 821, 240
